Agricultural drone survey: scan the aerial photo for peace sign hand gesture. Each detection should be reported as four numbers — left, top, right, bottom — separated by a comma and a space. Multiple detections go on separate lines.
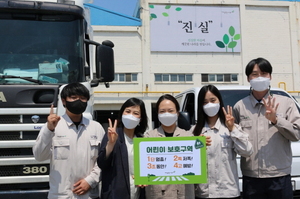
222, 105, 235, 132
107, 118, 118, 145
106, 118, 118, 158
47, 104, 60, 132
262, 96, 279, 124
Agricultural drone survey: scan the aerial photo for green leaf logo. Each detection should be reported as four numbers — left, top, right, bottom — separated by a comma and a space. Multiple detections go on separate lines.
229, 26, 235, 36
216, 41, 225, 48
215, 26, 240, 52
162, 12, 169, 17
223, 34, 229, 45
149, 4, 182, 21
150, 13, 157, 21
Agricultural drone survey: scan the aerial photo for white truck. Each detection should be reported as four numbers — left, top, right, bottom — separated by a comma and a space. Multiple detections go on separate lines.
0, 0, 114, 198
175, 86, 300, 197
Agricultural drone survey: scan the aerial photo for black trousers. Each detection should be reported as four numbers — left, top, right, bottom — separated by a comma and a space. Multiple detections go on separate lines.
242, 175, 293, 199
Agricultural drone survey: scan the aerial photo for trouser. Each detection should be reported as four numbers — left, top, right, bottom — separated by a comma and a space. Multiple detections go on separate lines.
242, 175, 293, 199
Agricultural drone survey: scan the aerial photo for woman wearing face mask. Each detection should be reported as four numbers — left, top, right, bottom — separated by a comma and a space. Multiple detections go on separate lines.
144, 94, 195, 199
97, 98, 148, 199
192, 85, 253, 199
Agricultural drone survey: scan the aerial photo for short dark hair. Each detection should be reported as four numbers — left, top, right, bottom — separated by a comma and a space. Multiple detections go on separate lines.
155, 94, 180, 114
193, 85, 225, 136
117, 98, 148, 135
245, 57, 273, 77
60, 82, 90, 100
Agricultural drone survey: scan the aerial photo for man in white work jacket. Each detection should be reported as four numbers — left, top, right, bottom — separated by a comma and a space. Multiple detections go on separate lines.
33, 82, 105, 199
233, 57, 300, 199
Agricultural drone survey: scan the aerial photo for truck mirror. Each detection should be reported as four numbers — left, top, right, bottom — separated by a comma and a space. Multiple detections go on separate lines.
178, 111, 191, 131
95, 40, 115, 82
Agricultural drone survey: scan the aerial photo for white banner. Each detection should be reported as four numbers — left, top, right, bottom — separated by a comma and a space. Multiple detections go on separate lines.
150, 5, 241, 52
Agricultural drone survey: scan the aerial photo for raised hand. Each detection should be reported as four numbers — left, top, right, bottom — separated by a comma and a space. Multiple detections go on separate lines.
262, 96, 279, 124
222, 105, 235, 132
47, 104, 60, 131
106, 118, 118, 158
107, 118, 118, 144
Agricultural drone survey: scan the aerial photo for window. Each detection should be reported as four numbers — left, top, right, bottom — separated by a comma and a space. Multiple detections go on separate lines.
132, 74, 137, 81
231, 74, 238, 81
155, 74, 193, 82
178, 74, 185, 82
186, 74, 193, 81
224, 74, 231, 82
155, 74, 162, 81
114, 73, 138, 82
119, 74, 125, 81
208, 74, 215, 82
201, 74, 208, 82
171, 74, 177, 82
217, 74, 223, 82
162, 74, 169, 81
202, 74, 238, 83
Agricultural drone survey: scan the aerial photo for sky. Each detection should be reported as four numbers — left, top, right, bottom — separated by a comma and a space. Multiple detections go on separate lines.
91, 0, 300, 17
92, 0, 139, 17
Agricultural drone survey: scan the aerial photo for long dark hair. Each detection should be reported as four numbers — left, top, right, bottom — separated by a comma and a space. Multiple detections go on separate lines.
117, 97, 148, 135
193, 85, 225, 136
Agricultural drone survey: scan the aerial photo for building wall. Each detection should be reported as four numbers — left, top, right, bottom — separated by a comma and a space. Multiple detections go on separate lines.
92, 0, 300, 129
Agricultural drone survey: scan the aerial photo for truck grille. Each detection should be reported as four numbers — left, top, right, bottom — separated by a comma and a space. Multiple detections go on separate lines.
0, 182, 49, 191
0, 132, 21, 140
0, 115, 20, 123
0, 148, 33, 157
0, 131, 39, 141
0, 115, 48, 124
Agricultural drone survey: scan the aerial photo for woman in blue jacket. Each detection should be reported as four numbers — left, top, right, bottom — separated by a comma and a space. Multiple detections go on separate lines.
97, 97, 148, 199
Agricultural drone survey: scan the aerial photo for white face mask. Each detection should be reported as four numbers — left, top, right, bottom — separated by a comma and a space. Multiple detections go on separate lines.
158, 112, 178, 126
203, 103, 220, 117
250, 77, 270, 92
122, 114, 140, 129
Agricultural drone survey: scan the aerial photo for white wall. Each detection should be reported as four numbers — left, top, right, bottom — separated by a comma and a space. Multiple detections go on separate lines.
92, 0, 300, 129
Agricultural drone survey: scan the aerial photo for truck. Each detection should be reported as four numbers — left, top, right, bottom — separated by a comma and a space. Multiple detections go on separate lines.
0, 0, 114, 198
175, 85, 300, 197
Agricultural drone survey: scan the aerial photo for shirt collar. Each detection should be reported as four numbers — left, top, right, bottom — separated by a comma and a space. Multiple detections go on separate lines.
62, 114, 88, 127
203, 118, 221, 132
249, 91, 271, 107
157, 126, 181, 137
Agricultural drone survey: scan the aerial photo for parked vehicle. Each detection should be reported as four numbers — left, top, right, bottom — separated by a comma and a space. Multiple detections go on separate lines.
0, 0, 114, 198
175, 85, 300, 196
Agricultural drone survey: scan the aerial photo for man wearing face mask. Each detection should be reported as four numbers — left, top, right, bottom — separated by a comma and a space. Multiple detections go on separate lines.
33, 82, 105, 199
233, 57, 300, 199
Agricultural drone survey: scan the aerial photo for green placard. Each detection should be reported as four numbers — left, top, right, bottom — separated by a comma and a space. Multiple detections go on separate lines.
133, 136, 207, 185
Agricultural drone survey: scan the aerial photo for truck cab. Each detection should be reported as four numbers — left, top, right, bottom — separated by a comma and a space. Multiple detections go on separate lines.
0, 0, 114, 198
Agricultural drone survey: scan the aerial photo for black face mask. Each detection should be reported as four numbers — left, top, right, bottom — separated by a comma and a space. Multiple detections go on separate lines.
65, 99, 87, 115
